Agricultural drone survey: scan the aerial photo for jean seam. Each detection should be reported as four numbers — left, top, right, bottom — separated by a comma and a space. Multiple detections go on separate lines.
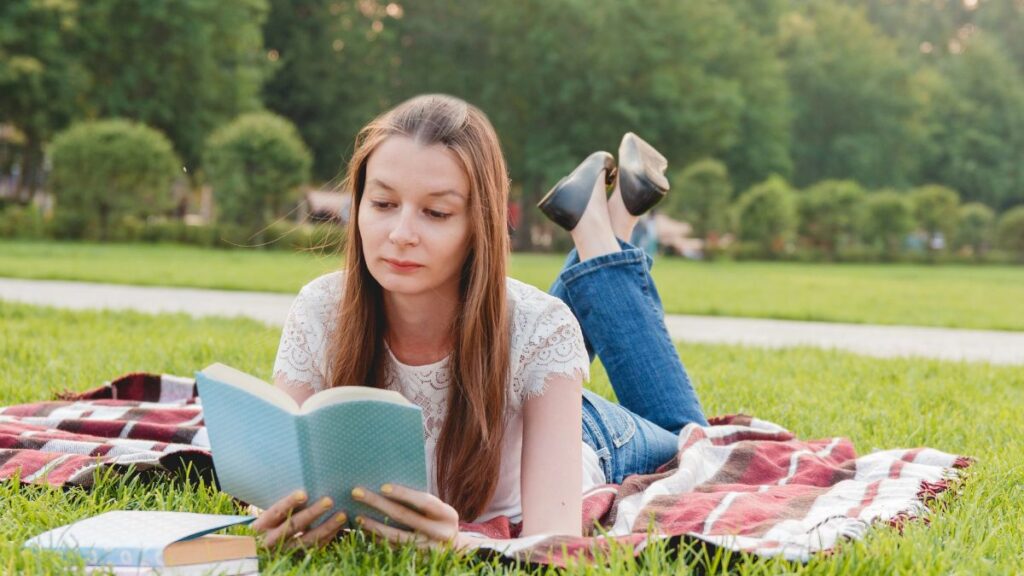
581, 402, 615, 482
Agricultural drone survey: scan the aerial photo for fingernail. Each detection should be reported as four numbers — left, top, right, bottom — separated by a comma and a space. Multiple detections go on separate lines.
292, 490, 307, 503
380, 484, 393, 494
321, 497, 333, 510
351, 487, 364, 499
335, 512, 347, 524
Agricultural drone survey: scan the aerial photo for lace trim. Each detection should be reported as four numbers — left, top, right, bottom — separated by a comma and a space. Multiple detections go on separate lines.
270, 273, 590, 450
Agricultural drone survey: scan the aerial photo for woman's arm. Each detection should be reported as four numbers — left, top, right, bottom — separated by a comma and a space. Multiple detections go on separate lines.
520, 372, 584, 537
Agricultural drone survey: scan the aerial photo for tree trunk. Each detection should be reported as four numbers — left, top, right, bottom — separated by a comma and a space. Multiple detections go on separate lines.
15, 141, 43, 205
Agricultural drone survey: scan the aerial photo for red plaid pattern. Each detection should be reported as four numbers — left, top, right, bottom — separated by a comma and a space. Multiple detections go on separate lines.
1, 374, 970, 564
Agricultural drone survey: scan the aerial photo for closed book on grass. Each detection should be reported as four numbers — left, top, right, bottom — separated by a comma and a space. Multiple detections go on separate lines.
24, 511, 256, 569
82, 557, 258, 575
195, 362, 428, 528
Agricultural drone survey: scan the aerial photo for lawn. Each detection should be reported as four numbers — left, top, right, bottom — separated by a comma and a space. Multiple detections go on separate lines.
2, 301, 1021, 574
2, 240, 1023, 332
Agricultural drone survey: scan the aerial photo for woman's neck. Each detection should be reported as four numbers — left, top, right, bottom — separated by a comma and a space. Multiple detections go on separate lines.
382, 289, 460, 366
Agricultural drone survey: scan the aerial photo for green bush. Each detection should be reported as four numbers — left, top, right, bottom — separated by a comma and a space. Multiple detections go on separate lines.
996, 206, 1024, 262
863, 190, 915, 260
664, 158, 732, 248
956, 202, 996, 258
49, 119, 181, 240
797, 180, 867, 259
910, 184, 960, 252
734, 175, 797, 258
0, 205, 49, 239
204, 112, 312, 229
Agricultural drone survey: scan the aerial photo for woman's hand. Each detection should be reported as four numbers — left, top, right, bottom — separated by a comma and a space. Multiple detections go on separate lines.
351, 483, 461, 550
250, 490, 348, 551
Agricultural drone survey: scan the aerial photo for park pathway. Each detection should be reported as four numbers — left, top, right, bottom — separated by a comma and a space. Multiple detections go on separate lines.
2, 277, 1022, 365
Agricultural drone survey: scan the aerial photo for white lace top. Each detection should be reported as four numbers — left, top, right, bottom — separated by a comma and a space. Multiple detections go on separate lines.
272, 271, 602, 523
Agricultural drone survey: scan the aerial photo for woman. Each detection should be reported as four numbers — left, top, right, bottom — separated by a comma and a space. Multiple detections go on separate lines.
251, 94, 706, 551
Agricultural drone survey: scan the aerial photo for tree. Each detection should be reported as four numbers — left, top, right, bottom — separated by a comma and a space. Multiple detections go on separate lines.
996, 206, 1024, 261
797, 180, 867, 258
911, 184, 960, 252
262, 0, 402, 181
382, 0, 792, 248
0, 0, 87, 203
956, 202, 995, 257
919, 38, 1024, 209
73, 0, 269, 171
778, 2, 926, 188
204, 112, 312, 228
863, 190, 915, 259
49, 119, 180, 239
664, 159, 732, 247
734, 175, 797, 258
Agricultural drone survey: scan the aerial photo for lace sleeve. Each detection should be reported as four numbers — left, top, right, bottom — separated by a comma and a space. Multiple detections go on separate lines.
272, 283, 333, 395
512, 300, 590, 405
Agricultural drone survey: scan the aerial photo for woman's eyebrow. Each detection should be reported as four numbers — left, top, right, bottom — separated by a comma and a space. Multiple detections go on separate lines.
368, 178, 464, 200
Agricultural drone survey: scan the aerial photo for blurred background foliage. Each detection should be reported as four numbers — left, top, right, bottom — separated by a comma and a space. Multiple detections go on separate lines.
1, 0, 1023, 259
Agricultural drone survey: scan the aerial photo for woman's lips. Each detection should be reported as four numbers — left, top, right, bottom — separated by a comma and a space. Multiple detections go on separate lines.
383, 258, 423, 271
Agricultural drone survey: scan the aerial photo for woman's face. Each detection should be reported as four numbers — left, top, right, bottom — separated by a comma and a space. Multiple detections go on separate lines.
359, 135, 472, 299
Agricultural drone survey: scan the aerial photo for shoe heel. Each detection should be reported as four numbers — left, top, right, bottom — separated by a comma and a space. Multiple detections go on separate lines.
618, 132, 669, 216
537, 151, 615, 231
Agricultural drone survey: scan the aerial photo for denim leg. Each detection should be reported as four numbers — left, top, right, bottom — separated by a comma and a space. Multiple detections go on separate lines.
549, 248, 595, 362
581, 389, 680, 483
554, 240, 708, 433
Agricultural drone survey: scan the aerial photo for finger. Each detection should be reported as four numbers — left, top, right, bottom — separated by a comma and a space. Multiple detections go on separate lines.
251, 490, 308, 531
294, 510, 349, 549
353, 488, 427, 530
357, 515, 429, 549
354, 488, 457, 543
263, 496, 334, 547
374, 484, 457, 524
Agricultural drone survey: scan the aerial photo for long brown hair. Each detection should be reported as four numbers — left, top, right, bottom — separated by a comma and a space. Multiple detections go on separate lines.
327, 95, 511, 520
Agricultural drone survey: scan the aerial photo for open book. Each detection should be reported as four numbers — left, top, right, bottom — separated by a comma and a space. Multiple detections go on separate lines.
195, 363, 428, 528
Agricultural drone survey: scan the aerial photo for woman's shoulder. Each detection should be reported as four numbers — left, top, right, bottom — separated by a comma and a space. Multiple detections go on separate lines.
293, 270, 345, 322
504, 277, 589, 401
505, 277, 571, 323
504, 277, 582, 354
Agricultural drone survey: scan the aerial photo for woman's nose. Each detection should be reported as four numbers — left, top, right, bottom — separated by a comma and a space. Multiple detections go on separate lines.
388, 208, 420, 246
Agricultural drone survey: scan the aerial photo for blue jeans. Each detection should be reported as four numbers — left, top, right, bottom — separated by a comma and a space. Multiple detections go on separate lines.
549, 240, 708, 484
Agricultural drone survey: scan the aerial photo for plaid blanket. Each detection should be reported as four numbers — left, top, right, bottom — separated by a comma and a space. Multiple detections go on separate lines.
2, 373, 970, 564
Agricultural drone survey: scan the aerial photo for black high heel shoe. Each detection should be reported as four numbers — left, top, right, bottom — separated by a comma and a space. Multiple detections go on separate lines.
536, 151, 615, 231
616, 132, 669, 215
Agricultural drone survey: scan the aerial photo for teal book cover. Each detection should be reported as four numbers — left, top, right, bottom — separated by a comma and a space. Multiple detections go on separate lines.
196, 363, 428, 529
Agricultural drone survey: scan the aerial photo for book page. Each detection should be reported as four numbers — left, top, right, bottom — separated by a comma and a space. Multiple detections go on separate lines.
300, 385, 412, 414
199, 363, 299, 413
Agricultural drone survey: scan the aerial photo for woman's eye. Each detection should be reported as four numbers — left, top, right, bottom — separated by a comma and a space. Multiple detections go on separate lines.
369, 200, 394, 209
425, 209, 452, 220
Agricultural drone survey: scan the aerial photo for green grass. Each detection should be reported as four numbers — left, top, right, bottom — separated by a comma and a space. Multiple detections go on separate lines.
2, 240, 1024, 331
2, 301, 1021, 574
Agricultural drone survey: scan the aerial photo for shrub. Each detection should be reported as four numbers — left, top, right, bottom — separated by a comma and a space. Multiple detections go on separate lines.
49, 119, 180, 240
863, 190, 915, 259
797, 180, 867, 259
0, 205, 49, 239
734, 175, 797, 258
204, 112, 312, 229
996, 206, 1024, 262
956, 202, 996, 257
910, 184, 960, 252
664, 158, 732, 248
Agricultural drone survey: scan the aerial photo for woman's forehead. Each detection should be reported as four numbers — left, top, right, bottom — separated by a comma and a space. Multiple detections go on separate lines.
366, 135, 469, 197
